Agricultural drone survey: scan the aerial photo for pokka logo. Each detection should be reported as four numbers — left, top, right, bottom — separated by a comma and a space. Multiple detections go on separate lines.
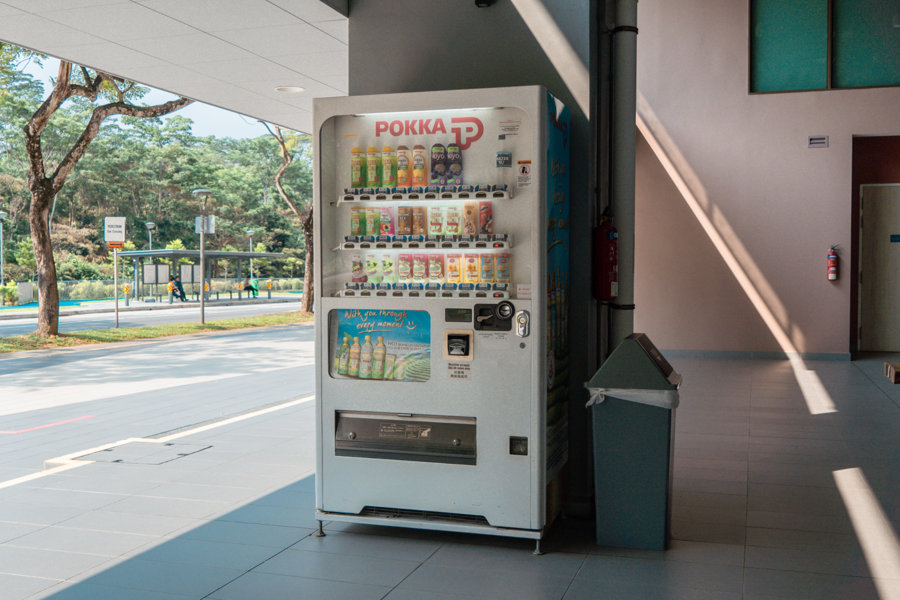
375, 116, 484, 150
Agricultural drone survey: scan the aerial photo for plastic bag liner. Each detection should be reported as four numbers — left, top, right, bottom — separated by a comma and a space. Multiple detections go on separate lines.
585, 388, 679, 409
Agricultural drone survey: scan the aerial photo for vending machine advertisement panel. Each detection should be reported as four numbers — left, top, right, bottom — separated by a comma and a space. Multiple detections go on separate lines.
313, 86, 570, 545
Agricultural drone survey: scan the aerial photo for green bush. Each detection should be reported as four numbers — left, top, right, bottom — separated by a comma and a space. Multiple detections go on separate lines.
1, 281, 18, 305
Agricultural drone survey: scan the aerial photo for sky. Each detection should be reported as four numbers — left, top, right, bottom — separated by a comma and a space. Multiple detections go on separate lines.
23, 56, 271, 140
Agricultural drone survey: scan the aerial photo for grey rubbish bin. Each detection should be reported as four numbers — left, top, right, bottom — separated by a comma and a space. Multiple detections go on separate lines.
585, 333, 681, 551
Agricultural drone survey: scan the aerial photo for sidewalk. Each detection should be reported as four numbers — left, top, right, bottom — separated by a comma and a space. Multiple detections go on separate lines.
0, 296, 302, 322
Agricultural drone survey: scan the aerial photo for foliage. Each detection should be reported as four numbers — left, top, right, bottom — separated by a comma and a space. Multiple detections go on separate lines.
0, 279, 17, 305
57, 255, 102, 280
0, 58, 313, 287
13, 238, 34, 276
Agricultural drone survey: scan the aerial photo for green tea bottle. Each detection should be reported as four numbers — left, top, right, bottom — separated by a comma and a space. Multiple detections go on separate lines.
351, 147, 366, 188
372, 336, 386, 379
348, 336, 361, 376
366, 147, 382, 188
382, 146, 397, 188
337, 334, 351, 375
359, 335, 374, 379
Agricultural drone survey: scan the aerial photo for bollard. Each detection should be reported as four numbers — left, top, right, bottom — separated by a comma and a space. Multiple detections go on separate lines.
168, 291, 173, 304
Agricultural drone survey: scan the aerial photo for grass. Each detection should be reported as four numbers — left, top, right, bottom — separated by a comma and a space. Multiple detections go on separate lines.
0, 311, 314, 354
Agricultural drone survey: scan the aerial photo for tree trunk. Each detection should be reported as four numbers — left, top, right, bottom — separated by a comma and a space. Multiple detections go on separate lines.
300, 209, 314, 313
29, 185, 59, 335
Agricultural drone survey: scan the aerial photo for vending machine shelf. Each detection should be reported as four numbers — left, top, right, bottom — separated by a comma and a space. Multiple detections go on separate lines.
337, 283, 510, 299
334, 234, 512, 252
336, 189, 513, 204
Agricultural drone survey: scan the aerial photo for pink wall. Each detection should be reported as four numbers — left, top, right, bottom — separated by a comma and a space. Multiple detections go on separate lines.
634, 0, 900, 355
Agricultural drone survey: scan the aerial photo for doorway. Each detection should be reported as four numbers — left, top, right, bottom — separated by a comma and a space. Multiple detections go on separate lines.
859, 184, 900, 351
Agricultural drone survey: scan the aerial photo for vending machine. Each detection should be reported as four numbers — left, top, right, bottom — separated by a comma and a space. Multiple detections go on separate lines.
313, 86, 570, 547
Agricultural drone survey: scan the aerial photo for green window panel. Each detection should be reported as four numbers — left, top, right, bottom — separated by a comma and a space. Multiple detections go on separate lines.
752, 0, 828, 92
833, 0, 900, 88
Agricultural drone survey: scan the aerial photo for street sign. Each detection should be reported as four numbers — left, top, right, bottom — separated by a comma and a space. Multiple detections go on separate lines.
195, 216, 216, 234
104, 217, 126, 243
108, 241, 124, 248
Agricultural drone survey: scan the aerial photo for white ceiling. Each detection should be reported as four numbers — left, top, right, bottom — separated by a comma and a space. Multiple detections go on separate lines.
0, 0, 349, 134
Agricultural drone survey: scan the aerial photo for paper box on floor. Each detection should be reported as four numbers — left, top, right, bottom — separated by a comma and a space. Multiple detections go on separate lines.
885, 362, 900, 384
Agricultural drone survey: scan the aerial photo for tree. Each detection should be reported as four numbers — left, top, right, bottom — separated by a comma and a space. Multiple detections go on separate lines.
20, 57, 193, 335
261, 123, 313, 312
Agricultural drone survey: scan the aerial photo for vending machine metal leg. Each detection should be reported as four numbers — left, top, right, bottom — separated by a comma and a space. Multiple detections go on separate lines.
533, 539, 544, 556
314, 520, 326, 538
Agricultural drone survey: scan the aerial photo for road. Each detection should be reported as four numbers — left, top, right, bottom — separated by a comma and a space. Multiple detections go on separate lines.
0, 301, 306, 337
0, 323, 316, 480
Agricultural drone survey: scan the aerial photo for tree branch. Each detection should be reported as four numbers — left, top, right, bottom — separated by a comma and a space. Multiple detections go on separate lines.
50, 96, 194, 191
260, 121, 304, 219
23, 61, 74, 182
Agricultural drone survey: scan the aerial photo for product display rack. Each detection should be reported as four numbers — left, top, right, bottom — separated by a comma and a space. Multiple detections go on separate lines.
336, 189, 513, 204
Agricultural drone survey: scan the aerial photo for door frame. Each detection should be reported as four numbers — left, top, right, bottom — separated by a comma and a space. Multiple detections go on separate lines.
857, 183, 900, 351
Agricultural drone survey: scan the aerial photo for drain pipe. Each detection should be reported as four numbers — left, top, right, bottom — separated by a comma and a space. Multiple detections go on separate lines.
608, 0, 638, 350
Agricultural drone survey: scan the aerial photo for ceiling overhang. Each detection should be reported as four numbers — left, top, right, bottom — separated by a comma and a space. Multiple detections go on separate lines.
0, 0, 350, 134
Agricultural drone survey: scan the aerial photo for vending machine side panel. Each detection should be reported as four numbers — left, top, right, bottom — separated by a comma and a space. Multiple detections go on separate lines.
543, 91, 572, 528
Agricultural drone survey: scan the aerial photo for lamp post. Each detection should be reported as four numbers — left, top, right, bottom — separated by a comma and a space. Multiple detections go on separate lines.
145, 222, 155, 250
0, 210, 6, 303
192, 189, 213, 325
247, 230, 255, 278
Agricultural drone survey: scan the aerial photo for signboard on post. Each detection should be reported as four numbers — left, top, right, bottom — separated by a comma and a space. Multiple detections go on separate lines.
104, 217, 126, 243
195, 216, 216, 234
180, 264, 203, 284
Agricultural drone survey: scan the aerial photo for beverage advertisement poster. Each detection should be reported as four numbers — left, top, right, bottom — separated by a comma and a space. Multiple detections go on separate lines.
330, 309, 431, 382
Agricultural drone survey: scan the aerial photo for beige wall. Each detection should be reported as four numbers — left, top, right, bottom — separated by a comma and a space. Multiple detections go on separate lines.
635, 0, 900, 355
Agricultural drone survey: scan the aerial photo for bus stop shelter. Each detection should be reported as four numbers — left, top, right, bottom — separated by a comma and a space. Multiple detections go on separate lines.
117, 249, 284, 299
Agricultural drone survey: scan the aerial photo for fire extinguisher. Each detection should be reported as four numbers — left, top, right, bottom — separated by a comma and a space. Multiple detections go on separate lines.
592, 208, 618, 301
827, 246, 839, 281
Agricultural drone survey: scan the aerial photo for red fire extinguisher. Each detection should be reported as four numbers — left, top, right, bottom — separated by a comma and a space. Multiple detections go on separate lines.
592, 209, 618, 301
827, 246, 839, 281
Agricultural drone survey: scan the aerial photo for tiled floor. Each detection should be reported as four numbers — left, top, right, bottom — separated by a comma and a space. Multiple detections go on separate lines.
0, 353, 899, 599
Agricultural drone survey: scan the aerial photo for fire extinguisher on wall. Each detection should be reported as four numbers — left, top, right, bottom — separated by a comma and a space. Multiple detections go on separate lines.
593, 208, 619, 301
827, 246, 839, 281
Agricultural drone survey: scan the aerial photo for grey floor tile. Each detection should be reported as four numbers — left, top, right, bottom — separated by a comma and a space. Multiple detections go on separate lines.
577, 555, 743, 593
248, 489, 315, 509
40, 476, 162, 496
56, 511, 196, 537
71, 557, 243, 597
207, 571, 391, 600
254, 548, 419, 587
176, 520, 312, 549
385, 591, 489, 600
215, 504, 321, 529
139, 483, 257, 504
26, 581, 197, 600
292, 530, 442, 562
670, 520, 746, 545
0, 521, 45, 544
0, 545, 111, 580
130, 537, 282, 570
425, 543, 584, 578
399, 564, 573, 600
100, 496, 225, 519
0, 502, 87, 526
745, 526, 861, 553
7, 526, 157, 557
593, 540, 744, 567
743, 567, 899, 599
744, 545, 869, 578
563, 577, 742, 600
0, 573, 62, 600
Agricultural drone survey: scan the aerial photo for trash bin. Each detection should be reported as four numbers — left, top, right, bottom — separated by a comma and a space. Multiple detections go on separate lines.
585, 333, 681, 551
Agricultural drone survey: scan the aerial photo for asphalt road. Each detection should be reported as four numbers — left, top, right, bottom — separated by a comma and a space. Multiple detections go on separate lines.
0, 301, 307, 337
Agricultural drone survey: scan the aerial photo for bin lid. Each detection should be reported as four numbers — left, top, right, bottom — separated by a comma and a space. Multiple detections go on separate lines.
585, 333, 681, 392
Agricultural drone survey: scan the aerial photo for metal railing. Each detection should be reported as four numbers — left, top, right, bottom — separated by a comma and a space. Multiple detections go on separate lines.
52, 277, 304, 301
